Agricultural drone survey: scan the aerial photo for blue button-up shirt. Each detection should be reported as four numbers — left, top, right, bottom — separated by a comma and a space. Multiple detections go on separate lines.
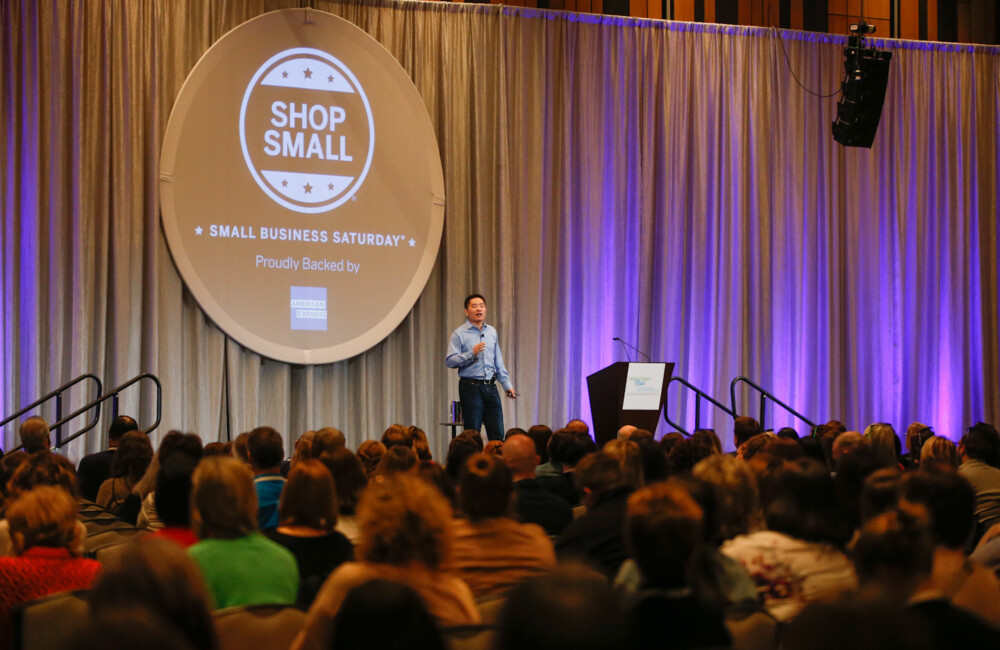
446, 320, 513, 391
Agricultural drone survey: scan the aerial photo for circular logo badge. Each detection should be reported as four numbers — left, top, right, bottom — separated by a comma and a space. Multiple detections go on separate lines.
159, 10, 445, 365
240, 48, 375, 213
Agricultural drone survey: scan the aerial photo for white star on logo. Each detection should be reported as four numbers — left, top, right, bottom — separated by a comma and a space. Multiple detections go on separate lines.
195, 226, 203, 235
408, 238, 416, 247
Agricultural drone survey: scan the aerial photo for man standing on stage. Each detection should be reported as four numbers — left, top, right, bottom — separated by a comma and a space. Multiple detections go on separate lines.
446, 293, 516, 441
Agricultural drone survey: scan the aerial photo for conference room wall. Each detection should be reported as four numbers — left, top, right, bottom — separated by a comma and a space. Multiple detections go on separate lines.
1, 0, 997, 459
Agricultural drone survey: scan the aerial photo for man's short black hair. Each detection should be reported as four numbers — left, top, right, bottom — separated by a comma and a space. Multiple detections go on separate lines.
247, 426, 284, 470
962, 423, 1000, 467
464, 293, 486, 309
109, 415, 139, 443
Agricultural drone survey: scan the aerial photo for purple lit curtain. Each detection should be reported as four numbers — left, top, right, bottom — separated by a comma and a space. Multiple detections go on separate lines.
2, 0, 997, 458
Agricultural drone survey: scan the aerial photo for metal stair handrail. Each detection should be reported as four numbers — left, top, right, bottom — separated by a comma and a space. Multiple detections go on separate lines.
1, 373, 103, 450
729, 376, 816, 432
663, 376, 737, 437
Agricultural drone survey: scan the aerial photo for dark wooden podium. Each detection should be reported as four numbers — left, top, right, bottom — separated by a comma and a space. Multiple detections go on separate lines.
587, 362, 673, 447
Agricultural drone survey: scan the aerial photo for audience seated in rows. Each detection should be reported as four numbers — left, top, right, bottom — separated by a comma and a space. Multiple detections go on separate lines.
96, 430, 153, 516
720, 458, 856, 621
556, 451, 633, 578
264, 459, 354, 607
502, 433, 572, 535
77, 415, 138, 501
187, 456, 298, 609
88, 537, 217, 650
247, 427, 285, 531
0, 452, 85, 556
0, 486, 101, 646
137, 432, 204, 530
446, 453, 555, 597
295, 473, 479, 649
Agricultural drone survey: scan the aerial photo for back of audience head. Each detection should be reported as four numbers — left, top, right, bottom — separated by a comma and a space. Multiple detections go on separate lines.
89, 537, 217, 650
279, 458, 338, 532
311, 427, 345, 457
905, 423, 934, 462
863, 422, 901, 467
459, 453, 513, 521
777, 427, 800, 441
247, 426, 283, 473
565, 418, 589, 434
445, 436, 480, 481
616, 424, 637, 442
414, 460, 456, 506
960, 422, 1000, 467
526, 424, 552, 463
626, 481, 704, 588
762, 458, 850, 546
374, 444, 417, 478
798, 434, 828, 465
191, 456, 257, 540
318, 447, 367, 516
155, 453, 199, 529
733, 416, 762, 449
158, 432, 203, 465
8, 450, 79, 499
919, 435, 958, 470
410, 427, 432, 461
899, 467, 975, 549
852, 505, 934, 600
456, 428, 484, 451
859, 467, 902, 524
738, 432, 775, 460
602, 439, 644, 489
690, 429, 721, 454
7, 484, 82, 555
108, 415, 139, 445
291, 431, 315, 465
201, 442, 228, 457
561, 430, 598, 469
502, 433, 539, 478
666, 436, 715, 475
496, 566, 626, 650
658, 431, 684, 455
356, 440, 386, 477
18, 415, 50, 453
356, 473, 452, 570
231, 432, 251, 464
832, 431, 863, 462
332, 579, 446, 650
0, 451, 28, 515
382, 424, 414, 450
692, 453, 759, 541
636, 438, 669, 484
574, 452, 628, 505
628, 428, 655, 445
545, 428, 572, 466
826, 419, 847, 434
111, 430, 154, 483
835, 445, 892, 529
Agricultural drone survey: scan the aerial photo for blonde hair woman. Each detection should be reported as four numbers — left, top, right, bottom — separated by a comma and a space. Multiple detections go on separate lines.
187, 456, 298, 609
920, 436, 960, 469
295, 474, 480, 650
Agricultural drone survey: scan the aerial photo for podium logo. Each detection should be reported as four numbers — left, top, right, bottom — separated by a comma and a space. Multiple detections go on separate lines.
240, 48, 375, 214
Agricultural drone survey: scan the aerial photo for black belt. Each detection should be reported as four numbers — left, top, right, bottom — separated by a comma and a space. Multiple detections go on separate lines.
460, 376, 496, 385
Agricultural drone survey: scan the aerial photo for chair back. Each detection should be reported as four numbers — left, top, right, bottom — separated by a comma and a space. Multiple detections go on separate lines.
213, 604, 306, 650
13, 591, 90, 650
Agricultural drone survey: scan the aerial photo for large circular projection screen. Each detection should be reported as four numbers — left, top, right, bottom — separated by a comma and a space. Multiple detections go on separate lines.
160, 9, 445, 365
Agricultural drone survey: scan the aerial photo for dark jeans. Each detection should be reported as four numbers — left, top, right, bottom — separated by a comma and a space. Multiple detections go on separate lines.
459, 380, 505, 441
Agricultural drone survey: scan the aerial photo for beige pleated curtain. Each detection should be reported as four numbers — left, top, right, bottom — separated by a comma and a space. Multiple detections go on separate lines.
2, 0, 998, 459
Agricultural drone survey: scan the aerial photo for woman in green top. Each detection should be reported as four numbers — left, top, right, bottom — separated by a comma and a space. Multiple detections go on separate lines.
187, 456, 299, 609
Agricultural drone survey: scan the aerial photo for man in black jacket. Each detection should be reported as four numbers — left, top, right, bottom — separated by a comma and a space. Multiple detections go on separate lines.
504, 434, 572, 536
77, 415, 137, 501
